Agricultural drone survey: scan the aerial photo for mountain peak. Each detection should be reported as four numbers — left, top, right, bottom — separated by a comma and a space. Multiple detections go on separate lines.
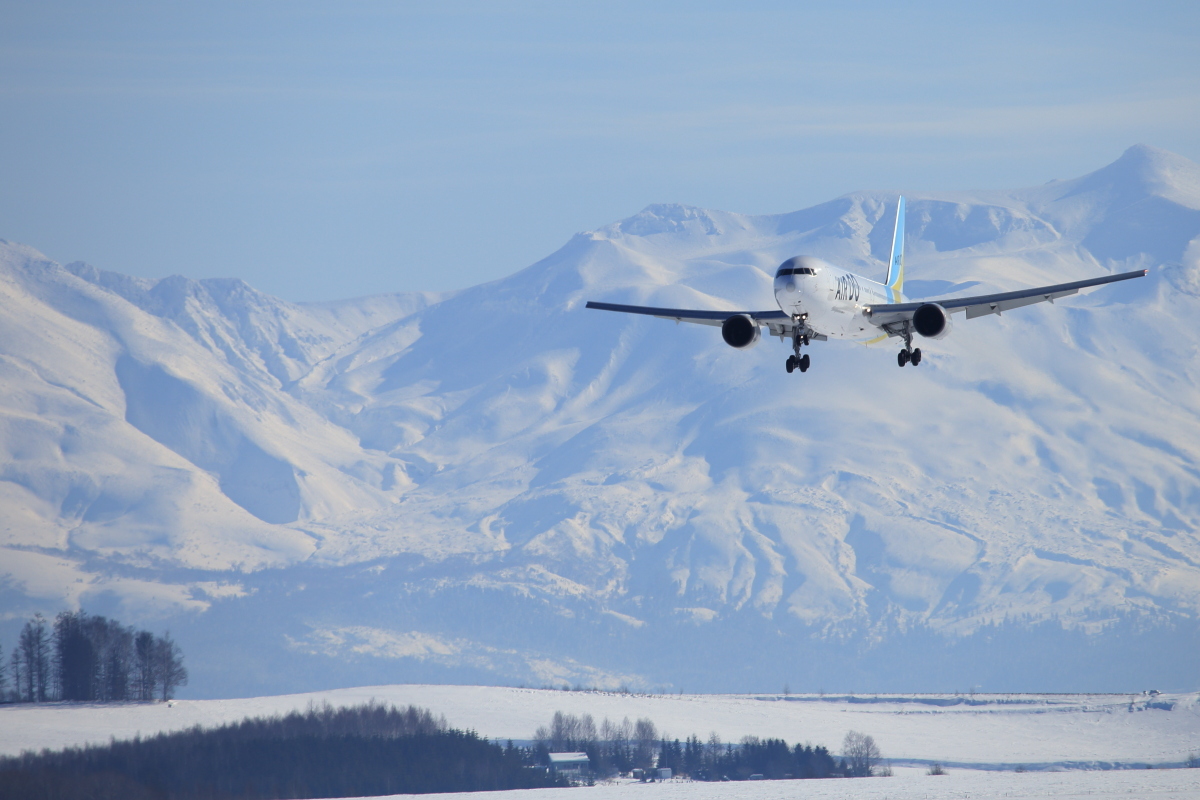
611, 203, 725, 237
1015, 145, 1200, 264
1073, 144, 1200, 209
1116, 142, 1190, 170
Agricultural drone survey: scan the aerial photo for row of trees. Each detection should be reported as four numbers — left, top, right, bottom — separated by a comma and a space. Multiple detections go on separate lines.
0, 611, 187, 703
534, 710, 882, 780
659, 733, 842, 779
535, 711, 661, 773
0, 702, 564, 800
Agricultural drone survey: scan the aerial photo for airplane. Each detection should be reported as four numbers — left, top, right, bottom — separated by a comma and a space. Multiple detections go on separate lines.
586, 196, 1147, 373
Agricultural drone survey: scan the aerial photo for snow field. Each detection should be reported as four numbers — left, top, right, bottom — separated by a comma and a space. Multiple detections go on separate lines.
349, 768, 1200, 800
3, 685, 1198, 770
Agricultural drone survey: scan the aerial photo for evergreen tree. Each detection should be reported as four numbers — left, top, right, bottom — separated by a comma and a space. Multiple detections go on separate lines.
54, 611, 96, 701
8, 648, 22, 703
34, 614, 50, 703
134, 630, 157, 701
85, 616, 116, 701
0, 702, 561, 799
17, 615, 50, 703
102, 623, 133, 701
43, 610, 186, 704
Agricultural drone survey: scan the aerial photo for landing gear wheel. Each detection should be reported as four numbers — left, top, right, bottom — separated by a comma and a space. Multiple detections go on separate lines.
785, 356, 795, 374
911, 348, 922, 366
897, 349, 910, 367
799, 354, 810, 373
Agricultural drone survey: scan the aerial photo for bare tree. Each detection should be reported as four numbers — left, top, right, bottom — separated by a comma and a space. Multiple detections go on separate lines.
598, 716, 635, 775
842, 730, 881, 777
154, 632, 188, 701
599, 717, 627, 746
552, 711, 578, 750
633, 717, 658, 769
707, 731, 723, 762
533, 723, 550, 749
537, 710, 598, 752
578, 713, 597, 746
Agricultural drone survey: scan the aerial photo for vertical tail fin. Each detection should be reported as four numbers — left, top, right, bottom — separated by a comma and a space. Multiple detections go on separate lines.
885, 195, 905, 302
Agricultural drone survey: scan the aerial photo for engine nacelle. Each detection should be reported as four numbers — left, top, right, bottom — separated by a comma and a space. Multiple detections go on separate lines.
721, 314, 760, 349
913, 303, 952, 340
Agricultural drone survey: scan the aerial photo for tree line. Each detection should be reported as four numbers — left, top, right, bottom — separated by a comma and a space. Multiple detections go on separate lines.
534, 710, 884, 780
0, 611, 187, 703
0, 702, 564, 799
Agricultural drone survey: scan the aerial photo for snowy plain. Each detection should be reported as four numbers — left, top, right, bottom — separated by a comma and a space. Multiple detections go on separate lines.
347, 769, 1200, 800
3, 685, 1198, 771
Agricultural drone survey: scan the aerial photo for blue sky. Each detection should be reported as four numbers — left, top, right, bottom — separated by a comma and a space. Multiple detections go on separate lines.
1, 1, 1197, 301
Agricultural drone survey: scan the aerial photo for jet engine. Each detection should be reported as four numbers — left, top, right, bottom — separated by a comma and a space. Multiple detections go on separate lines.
913, 303, 952, 339
721, 314, 760, 348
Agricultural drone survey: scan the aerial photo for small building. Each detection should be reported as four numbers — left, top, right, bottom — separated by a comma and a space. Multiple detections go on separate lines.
548, 752, 591, 781
657, 768, 672, 780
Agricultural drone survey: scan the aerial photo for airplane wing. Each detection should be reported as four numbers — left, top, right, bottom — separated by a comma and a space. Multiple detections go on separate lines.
866, 269, 1148, 329
585, 301, 789, 327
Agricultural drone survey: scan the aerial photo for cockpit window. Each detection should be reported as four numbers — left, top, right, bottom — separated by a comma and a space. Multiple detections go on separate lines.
775, 267, 815, 277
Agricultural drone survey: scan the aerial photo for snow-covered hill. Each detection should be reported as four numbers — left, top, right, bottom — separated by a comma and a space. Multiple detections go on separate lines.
5, 685, 1200, 770
2, 145, 1198, 695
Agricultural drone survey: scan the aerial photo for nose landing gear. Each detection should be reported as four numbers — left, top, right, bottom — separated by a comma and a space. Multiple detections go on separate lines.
786, 317, 811, 374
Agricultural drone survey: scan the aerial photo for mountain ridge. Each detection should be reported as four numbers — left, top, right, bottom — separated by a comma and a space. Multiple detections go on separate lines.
2, 145, 1198, 694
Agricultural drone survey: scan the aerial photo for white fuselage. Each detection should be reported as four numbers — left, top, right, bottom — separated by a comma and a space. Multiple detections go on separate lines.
772, 256, 906, 343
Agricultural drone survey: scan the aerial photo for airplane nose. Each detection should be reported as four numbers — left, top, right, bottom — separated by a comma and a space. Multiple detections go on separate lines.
785, 279, 798, 293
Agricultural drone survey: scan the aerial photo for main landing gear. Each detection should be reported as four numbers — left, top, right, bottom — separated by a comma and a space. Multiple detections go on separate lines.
897, 347, 922, 367
786, 353, 810, 373
896, 328, 922, 367
786, 318, 810, 374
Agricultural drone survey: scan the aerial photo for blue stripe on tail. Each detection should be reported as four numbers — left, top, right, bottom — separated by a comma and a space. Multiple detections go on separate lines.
886, 196, 905, 303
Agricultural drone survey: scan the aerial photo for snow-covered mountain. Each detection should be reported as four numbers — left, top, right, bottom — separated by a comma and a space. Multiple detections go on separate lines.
2, 145, 1199, 696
